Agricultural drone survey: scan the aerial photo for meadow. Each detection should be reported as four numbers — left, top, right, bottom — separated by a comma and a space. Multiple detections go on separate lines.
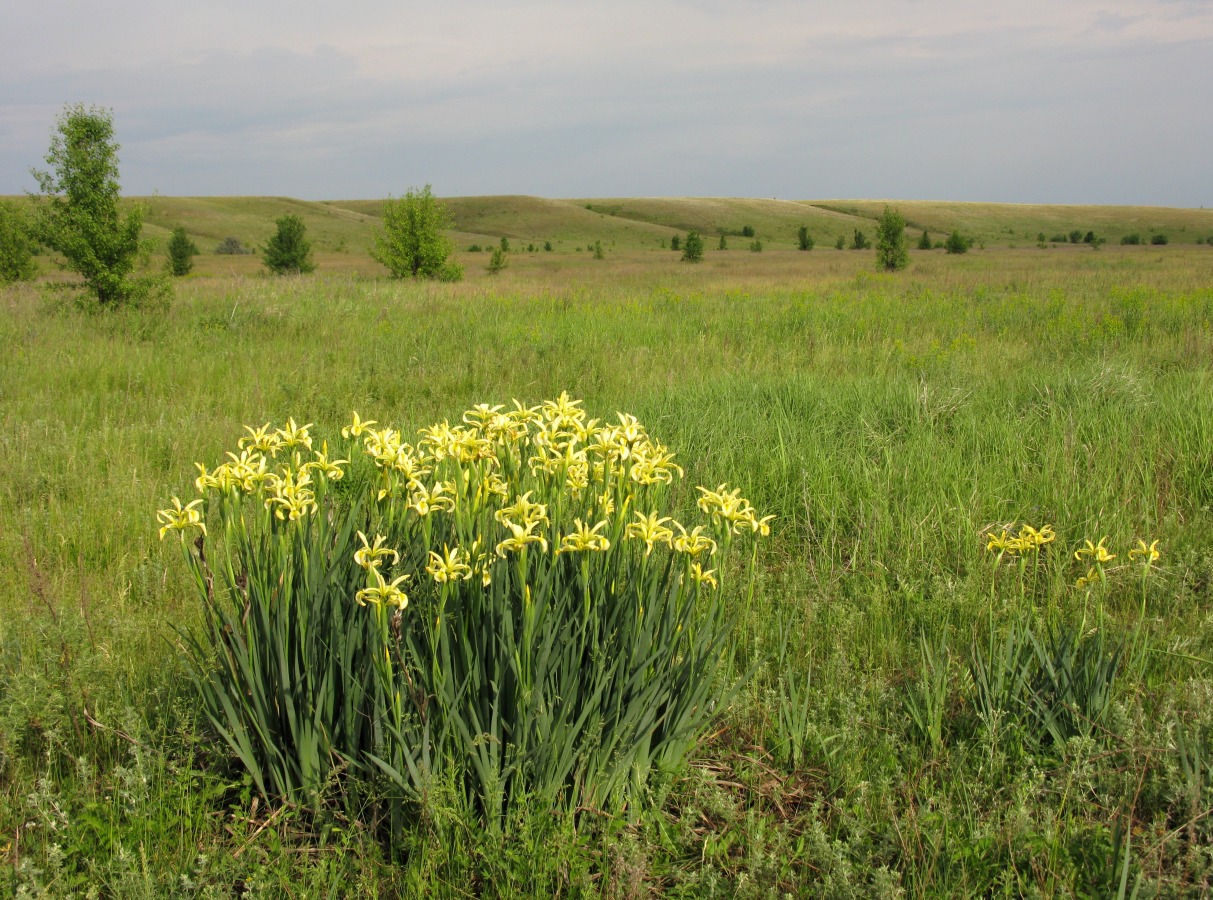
2, 207, 1213, 896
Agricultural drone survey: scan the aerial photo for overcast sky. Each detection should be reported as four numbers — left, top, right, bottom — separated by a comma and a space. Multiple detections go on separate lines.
3, 1, 1211, 205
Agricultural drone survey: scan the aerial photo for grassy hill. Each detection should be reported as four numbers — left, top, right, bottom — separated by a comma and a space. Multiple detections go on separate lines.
10, 194, 1213, 258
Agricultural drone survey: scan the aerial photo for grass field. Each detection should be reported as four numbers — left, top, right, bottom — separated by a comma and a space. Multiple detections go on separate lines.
2, 202, 1213, 896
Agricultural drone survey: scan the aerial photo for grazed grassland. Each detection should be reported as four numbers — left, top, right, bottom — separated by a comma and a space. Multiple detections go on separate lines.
2, 246, 1212, 896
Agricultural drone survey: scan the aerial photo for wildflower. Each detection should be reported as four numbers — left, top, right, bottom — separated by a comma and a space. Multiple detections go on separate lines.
239, 423, 283, 455
1075, 567, 1100, 590
558, 519, 611, 553
354, 532, 398, 571
342, 411, 377, 439
1075, 537, 1116, 564
626, 511, 674, 556
355, 569, 410, 609
672, 523, 717, 557
426, 545, 474, 583
986, 529, 1013, 554
307, 443, 348, 481
495, 491, 548, 529
688, 563, 718, 589
408, 482, 455, 516
276, 418, 314, 450
1129, 539, 1161, 565
157, 497, 206, 541
495, 521, 549, 556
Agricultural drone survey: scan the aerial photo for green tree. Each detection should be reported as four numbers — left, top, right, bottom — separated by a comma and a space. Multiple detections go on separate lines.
499, 236, 511, 253
166, 226, 199, 277
917, 229, 932, 250
593, 240, 605, 260
874, 206, 909, 271
31, 104, 160, 306
487, 246, 508, 274
263, 214, 315, 274
718, 234, 727, 250
741, 225, 755, 238
0, 200, 38, 284
682, 231, 704, 262
670, 235, 681, 252
850, 229, 870, 250
834, 235, 846, 250
371, 185, 462, 280
797, 225, 814, 251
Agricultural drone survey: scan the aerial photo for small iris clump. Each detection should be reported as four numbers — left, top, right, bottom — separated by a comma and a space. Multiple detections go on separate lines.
163, 394, 770, 824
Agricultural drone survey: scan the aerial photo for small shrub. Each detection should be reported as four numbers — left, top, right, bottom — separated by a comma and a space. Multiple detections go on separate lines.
1083, 231, 1095, 244
499, 236, 510, 252
670, 235, 681, 252
681, 231, 704, 262
797, 225, 814, 251
741, 225, 755, 238
1120, 233, 1142, 245
1151, 233, 1168, 245
849, 229, 869, 250
917, 230, 932, 250
467, 244, 482, 252
1037, 232, 1047, 243
263, 214, 315, 275
718, 234, 727, 250
215, 236, 251, 255
1069, 230, 1083, 244
487, 247, 508, 274
944, 230, 971, 254
834, 235, 845, 250
544, 241, 552, 251
1049, 233, 1068, 244
874, 206, 908, 271
592, 240, 605, 260
749, 240, 763, 252
166, 227, 199, 277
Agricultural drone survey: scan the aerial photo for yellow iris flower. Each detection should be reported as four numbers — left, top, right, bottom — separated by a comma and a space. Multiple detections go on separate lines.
626, 511, 674, 556
426, 545, 474, 583
1075, 537, 1116, 564
354, 532, 399, 571
157, 497, 206, 541
355, 569, 410, 609
558, 519, 611, 553
1129, 539, 1161, 565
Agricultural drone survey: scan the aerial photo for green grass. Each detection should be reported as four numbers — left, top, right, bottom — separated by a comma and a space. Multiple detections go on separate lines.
2, 245, 1213, 895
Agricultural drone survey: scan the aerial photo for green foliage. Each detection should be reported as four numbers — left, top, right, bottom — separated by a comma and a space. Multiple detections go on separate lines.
1049, 233, 1068, 243
917, 229, 932, 251
263, 214, 315, 275
749, 240, 763, 252
670, 235, 681, 252
1083, 231, 1096, 244
944, 230, 972, 254
372, 185, 462, 281
1121, 233, 1142, 245
797, 225, 814, 251
166, 227, 199, 277
874, 206, 909, 271
1151, 233, 1169, 245
544, 240, 552, 251
1069, 230, 1083, 244
30, 103, 161, 306
499, 236, 510, 253
467, 244, 483, 252
592, 239, 605, 260
740, 225, 755, 238
718, 234, 727, 250
834, 234, 845, 250
850, 229, 869, 250
0, 199, 38, 283
487, 246, 508, 274
214, 236, 251, 254
682, 231, 704, 262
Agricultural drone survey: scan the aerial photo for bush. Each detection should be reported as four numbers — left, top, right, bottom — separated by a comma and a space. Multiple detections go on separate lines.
850, 229, 869, 250
1083, 231, 1095, 244
718, 234, 727, 250
797, 225, 814, 251
1069, 230, 1083, 244
741, 225, 755, 238
834, 235, 845, 250
944, 230, 972, 254
487, 247, 508, 274
543, 241, 552, 252
0, 200, 38, 284
592, 240, 605, 260
1151, 233, 1168, 245
467, 244, 482, 253
372, 185, 461, 281
214, 236, 251, 255
499, 236, 510, 253
1120, 233, 1142, 245
670, 235, 681, 252
681, 231, 704, 262
749, 240, 763, 252
263, 215, 315, 275
166, 227, 199, 277
165, 399, 766, 820
874, 206, 908, 271
31, 103, 161, 306
1048, 233, 1068, 244
917, 230, 932, 250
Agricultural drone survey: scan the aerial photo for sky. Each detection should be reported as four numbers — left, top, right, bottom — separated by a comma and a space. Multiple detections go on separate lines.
3, 0, 1211, 205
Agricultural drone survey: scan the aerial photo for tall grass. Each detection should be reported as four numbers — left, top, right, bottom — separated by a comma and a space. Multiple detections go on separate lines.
2, 252, 1212, 894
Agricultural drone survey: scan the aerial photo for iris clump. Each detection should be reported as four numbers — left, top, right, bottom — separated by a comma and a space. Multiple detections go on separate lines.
162, 394, 769, 826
